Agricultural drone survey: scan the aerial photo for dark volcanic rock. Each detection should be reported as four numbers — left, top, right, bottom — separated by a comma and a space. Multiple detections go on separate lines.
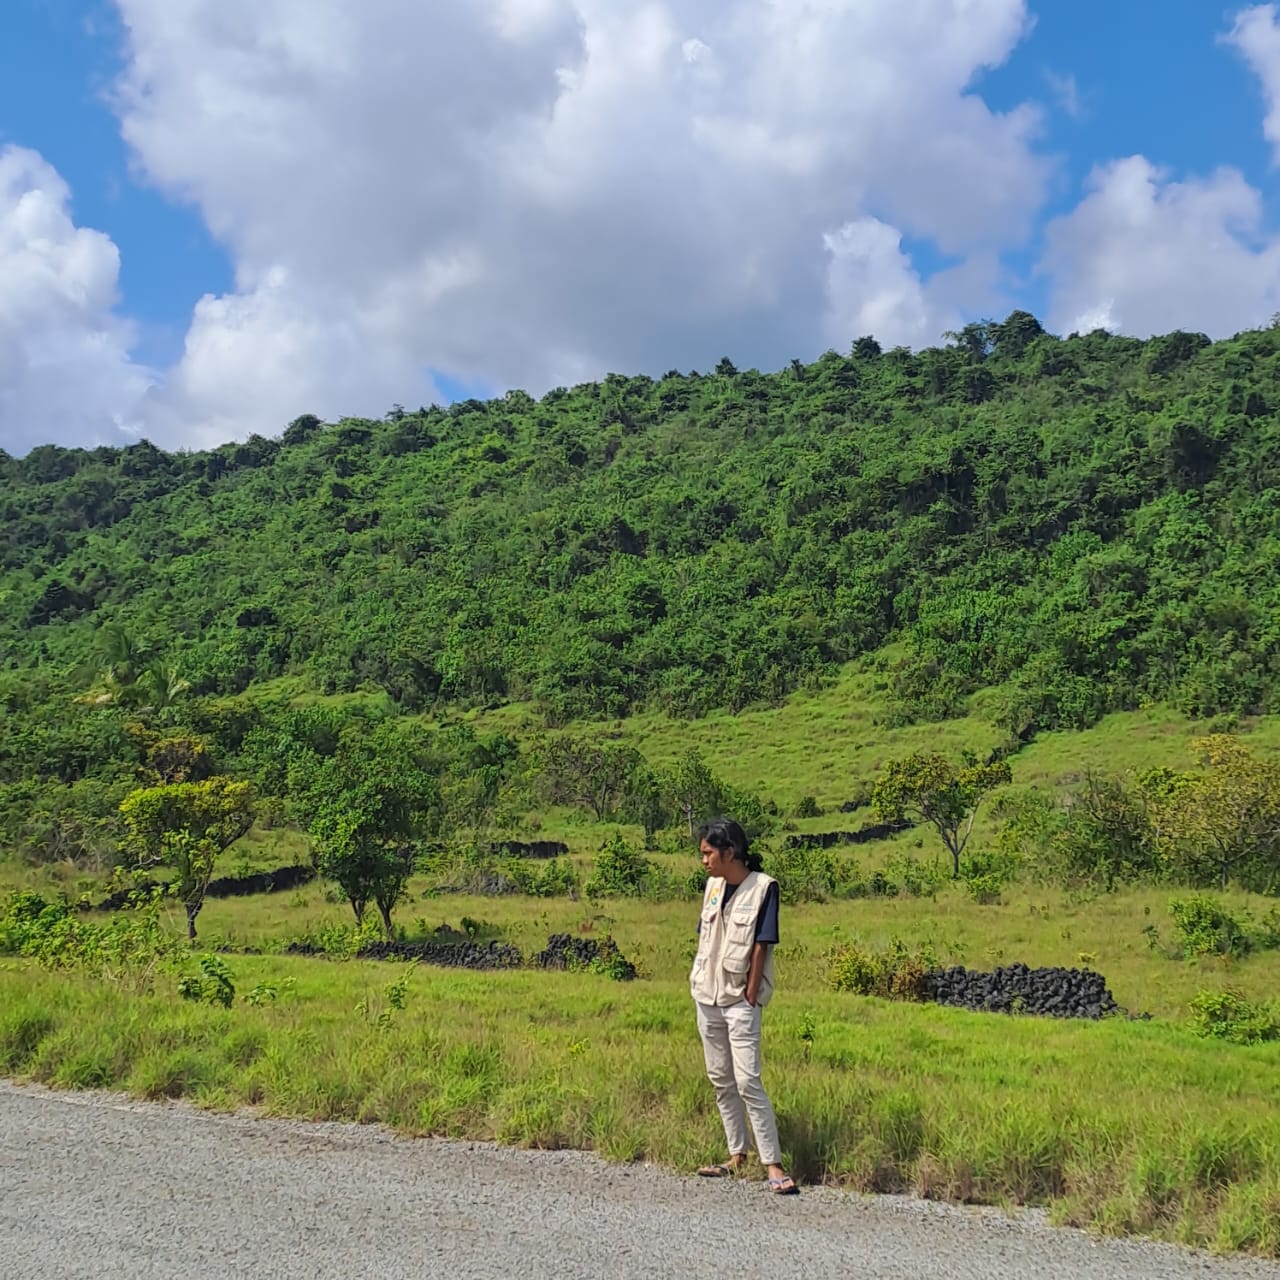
921, 963, 1118, 1019
285, 938, 523, 969
783, 822, 910, 849
487, 840, 570, 860
94, 864, 315, 911
534, 932, 637, 980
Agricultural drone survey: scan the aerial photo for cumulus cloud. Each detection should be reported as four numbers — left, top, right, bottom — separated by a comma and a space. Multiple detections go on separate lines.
1035, 7, 1280, 341
20, 2, 1280, 455
1042, 156, 1280, 338
0, 145, 152, 454
1225, 4, 1280, 161
823, 219, 954, 350
93, 0, 1046, 446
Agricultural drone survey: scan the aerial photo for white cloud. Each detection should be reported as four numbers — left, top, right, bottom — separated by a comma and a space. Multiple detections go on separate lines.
1225, 4, 1280, 161
85, 0, 1046, 448
1042, 156, 1280, 338
823, 219, 957, 350
0, 146, 153, 454
1044, 69, 1083, 120
1036, 8, 1280, 342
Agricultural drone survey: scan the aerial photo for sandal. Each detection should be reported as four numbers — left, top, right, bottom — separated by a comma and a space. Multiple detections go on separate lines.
768, 1174, 799, 1195
697, 1159, 746, 1178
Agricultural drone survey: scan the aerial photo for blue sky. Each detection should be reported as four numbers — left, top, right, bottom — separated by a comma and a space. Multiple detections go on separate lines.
1, 0, 230, 370
4, 0, 1280, 452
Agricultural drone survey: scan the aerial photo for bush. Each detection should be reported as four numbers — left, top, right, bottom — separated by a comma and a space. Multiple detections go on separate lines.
498, 857, 580, 898
1189, 989, 1280, 1045
291, 918, 384, 960
178, 954, 236, 1008
885, 851, 947, 898
584, 832, 693, 900
533, 932, 637, 980
793, 795, 821, 819
827, 937, 937, 1000
965, 872, 1005, 905
0, 888, 182, 988
764, 842, 863, 903
1002, 775, 1159, 891
1169, 896, 1251, 959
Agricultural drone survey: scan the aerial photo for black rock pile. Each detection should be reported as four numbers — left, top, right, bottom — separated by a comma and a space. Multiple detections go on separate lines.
487, 839, 570, 860
921, 963, 1118, 1019
534, 932, 637, 980
285, 938, 523, 969
783, 822, 910, 850
207, 864, 315, 899
94, 863, 315, 911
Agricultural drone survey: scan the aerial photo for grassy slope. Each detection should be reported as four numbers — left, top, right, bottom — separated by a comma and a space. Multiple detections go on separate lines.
5, 679, 1280, 1254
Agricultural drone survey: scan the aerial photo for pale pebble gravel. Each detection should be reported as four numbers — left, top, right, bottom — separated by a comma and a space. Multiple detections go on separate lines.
2, 1081, 1279, 1280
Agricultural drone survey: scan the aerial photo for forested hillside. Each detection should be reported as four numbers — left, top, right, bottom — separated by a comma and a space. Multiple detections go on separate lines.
3, 312, 1280, 741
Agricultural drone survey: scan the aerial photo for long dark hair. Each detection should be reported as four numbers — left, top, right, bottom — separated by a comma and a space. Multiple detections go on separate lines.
697, 817, 762, 873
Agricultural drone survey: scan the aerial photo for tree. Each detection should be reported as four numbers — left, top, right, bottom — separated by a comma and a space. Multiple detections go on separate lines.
1143, 736, 1280, 890
82, 623, 152, 705
134, 732, 216, 786
872, 753, 1011, 878
119, 777, 255, 939
668, 748, 721, 838
295, 727, 441, 936
438, 725, 520, 842
620, 762, 673, 848
988, 310, 1045, 359
78, 625, 188, 719
536, 735, 642, 822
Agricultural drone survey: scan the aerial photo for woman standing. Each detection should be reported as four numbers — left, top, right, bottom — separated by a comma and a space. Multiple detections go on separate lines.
690, 817, 797, 1194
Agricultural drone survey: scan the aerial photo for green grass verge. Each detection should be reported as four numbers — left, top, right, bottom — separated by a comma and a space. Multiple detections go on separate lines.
3, 929, 1280, 1257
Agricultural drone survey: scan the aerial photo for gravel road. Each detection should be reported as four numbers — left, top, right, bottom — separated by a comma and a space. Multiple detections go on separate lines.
3, 1081, 1279, 1280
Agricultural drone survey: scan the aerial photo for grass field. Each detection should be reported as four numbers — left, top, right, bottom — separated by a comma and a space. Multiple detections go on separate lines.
5, 683, 1280, 1256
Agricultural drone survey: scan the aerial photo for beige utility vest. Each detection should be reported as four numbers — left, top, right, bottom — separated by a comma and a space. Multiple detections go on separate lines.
689, 871, 777, 1008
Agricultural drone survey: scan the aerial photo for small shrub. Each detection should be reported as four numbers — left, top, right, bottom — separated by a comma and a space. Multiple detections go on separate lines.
827, 936, 936, 1000
589, 938, 639, 982
1169, 896, 1250, 959
888, 956, 930, 1001
1, 888, 182, 990
798, 1009, 816, 1061
885, 851, 946, 898
178, 954, 236, 1008
764, 843, 853, 903
965, 872, 1005, 905
584, 833, 653, 898
584, 833, 692, 900
1189, 989, 1280, 1045
357, 963, 417, 1030
293, 918, 384, 960
499, 856, 580, 898
793, 795, 821, 819
827, 940, 886, 995
867, 870, 899, 897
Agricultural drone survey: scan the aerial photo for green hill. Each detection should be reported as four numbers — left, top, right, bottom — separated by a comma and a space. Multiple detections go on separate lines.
4, 313, 1280, 815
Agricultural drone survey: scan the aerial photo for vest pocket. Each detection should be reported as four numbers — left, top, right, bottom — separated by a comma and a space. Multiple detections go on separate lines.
721, 907, 756, 974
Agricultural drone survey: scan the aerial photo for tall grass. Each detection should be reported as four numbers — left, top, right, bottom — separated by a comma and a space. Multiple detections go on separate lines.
3, 957, 1279, 1255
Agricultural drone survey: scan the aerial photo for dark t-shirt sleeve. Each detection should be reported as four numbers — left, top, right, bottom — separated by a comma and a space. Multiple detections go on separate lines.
755, 880, 780, 945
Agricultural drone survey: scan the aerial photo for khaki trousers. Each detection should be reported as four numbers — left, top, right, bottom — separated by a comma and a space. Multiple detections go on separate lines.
695, 1000, 782, 1166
